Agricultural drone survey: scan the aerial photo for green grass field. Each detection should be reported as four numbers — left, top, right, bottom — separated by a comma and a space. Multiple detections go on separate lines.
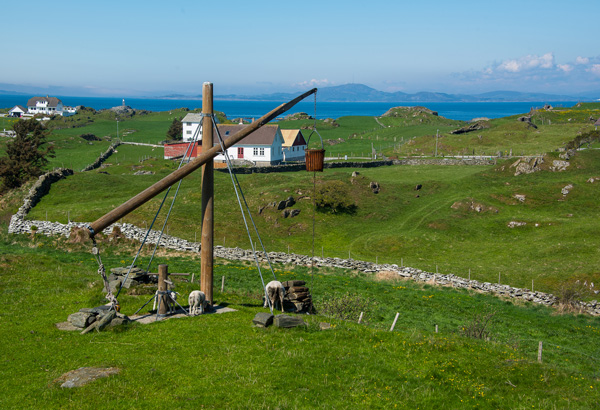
22, 146, 600, 296
0, 229, 598, 409
3, 105, 600, 408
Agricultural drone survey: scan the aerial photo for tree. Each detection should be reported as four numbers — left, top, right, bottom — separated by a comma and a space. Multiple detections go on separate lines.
0, 120, 55, 191
166, 117, 183, 141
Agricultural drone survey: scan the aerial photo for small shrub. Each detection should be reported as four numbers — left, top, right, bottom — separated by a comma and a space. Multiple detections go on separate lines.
315, 180, 356, 213
318, 292, 374, 321
460, 309, 496, 340
556, 281, 592, 314
79, 133, 100, 141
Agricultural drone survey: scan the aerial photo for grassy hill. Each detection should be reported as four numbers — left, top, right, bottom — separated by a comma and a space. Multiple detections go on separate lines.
2, 104, 600, 408
19, 145, 600, 297
0, 229, 598, 409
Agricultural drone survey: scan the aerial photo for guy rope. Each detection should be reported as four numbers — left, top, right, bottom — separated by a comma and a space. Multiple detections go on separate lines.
85, 85, 318, 312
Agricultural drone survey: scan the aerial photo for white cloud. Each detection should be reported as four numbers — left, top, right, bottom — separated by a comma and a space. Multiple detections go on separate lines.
497, 53, 555, 73
589, 64, 600, 76
449, 53, 600, 94
294, 79, 332, 88
557, 64, 573, 73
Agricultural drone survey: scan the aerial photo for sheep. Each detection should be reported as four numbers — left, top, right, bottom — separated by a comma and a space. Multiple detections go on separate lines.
188, 290, 208, 316
264, 280, 285, 312
153, 290, 178, 313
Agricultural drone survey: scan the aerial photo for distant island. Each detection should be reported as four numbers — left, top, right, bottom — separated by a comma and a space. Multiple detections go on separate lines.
160, 83, 594, 103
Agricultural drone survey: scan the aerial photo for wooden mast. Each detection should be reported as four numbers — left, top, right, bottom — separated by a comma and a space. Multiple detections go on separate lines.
201, 82, 214, 305
87, 87, 317, 237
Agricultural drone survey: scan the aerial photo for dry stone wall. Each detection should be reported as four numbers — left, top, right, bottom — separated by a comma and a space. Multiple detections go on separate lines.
219, 158, 495, 174
7, 159, 599, 316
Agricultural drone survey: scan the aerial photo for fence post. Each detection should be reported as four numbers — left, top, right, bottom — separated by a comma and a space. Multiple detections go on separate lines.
221, 275, 225, 292
390, 312, 400, 332
538, 341, 543, 362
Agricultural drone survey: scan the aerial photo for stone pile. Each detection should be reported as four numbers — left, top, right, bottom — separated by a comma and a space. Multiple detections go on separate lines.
108, 265, 156, 293
282, 280, 312, 313
67, 306, 130, 333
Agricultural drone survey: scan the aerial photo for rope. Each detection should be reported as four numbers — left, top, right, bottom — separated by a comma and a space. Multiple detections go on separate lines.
211, 116, 278, 313
114, 122, 202, 299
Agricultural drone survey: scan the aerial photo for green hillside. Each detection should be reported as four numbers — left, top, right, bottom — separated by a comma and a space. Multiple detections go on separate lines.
0, 230, 598, 409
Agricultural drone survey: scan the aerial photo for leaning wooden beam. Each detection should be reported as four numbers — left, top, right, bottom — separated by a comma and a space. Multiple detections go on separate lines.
87, 87, 318, 237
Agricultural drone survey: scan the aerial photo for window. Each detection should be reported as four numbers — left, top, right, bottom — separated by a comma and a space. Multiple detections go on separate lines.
253, 147, 258, 155
186, 122, 191, 126
186, 130, 192, 134
259, 148, 265, 156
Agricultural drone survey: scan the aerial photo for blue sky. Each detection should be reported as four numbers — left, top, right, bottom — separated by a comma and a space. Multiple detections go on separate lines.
2, 0, 600, 97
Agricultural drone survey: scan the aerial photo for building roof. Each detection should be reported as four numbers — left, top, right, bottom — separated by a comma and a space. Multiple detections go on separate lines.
281, 129, 307, 147
215, 124, 280, 146
595, 117, 600, 126
27, 96, 62, 107
9, 105, 27, 112
181, 113, 205, 123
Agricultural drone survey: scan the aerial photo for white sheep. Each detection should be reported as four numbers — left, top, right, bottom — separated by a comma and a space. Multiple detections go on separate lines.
264, 280, 285, 312
153, 290, 178, 313
188, 290, 208, 316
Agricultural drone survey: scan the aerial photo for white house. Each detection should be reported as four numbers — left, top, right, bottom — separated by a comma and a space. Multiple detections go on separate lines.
214, 124, 284, 166
8, 105, 27, 117
175, 114, 286, 166
181, 113, 204, 142
25, 96, 77, 116
281, 129, 307, 162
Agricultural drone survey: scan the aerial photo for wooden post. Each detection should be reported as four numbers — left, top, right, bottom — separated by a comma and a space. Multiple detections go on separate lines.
201, 82, 214, 306
358, 312, 364, 324
538, 341, 543, 362
221, 275, 225, 293
435, 324, 438, 333
157, 264, 169, 316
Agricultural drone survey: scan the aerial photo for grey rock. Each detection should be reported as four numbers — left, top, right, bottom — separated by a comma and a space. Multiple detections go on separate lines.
68, 312, 96, 328
253, 312, 274, 327
274, 314, 306, 328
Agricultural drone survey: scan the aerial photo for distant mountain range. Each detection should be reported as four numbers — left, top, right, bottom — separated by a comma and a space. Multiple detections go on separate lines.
2, 82, 598, 102
164, 83, 596, 103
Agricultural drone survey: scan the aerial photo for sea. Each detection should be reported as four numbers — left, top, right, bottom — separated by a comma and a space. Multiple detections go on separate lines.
0, 94, 577, 122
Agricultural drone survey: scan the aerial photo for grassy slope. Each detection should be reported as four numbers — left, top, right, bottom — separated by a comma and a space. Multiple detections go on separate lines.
391, 105, 600, 158
26, 147, 600, 295
0, 229, 598, 409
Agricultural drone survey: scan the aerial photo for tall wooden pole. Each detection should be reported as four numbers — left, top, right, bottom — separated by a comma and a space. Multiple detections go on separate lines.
201, 83, 214, 305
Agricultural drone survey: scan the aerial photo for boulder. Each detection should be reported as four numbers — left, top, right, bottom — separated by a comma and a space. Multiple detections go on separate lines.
274, 314, 306, 328
285, 196, 296, 208
252, 312, 274, 328
551, 160, 570, 172
68, 312, 96, 328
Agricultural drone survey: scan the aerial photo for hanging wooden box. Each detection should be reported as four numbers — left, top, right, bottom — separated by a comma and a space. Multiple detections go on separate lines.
305, 149, 325, 172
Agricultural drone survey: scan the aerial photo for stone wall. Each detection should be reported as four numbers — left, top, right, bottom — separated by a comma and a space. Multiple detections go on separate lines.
10, 168, 74, 222
218, 158, 495, 174
81, 142, 121, 172
8, 213, 599, 315
7, 154, 599, 316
